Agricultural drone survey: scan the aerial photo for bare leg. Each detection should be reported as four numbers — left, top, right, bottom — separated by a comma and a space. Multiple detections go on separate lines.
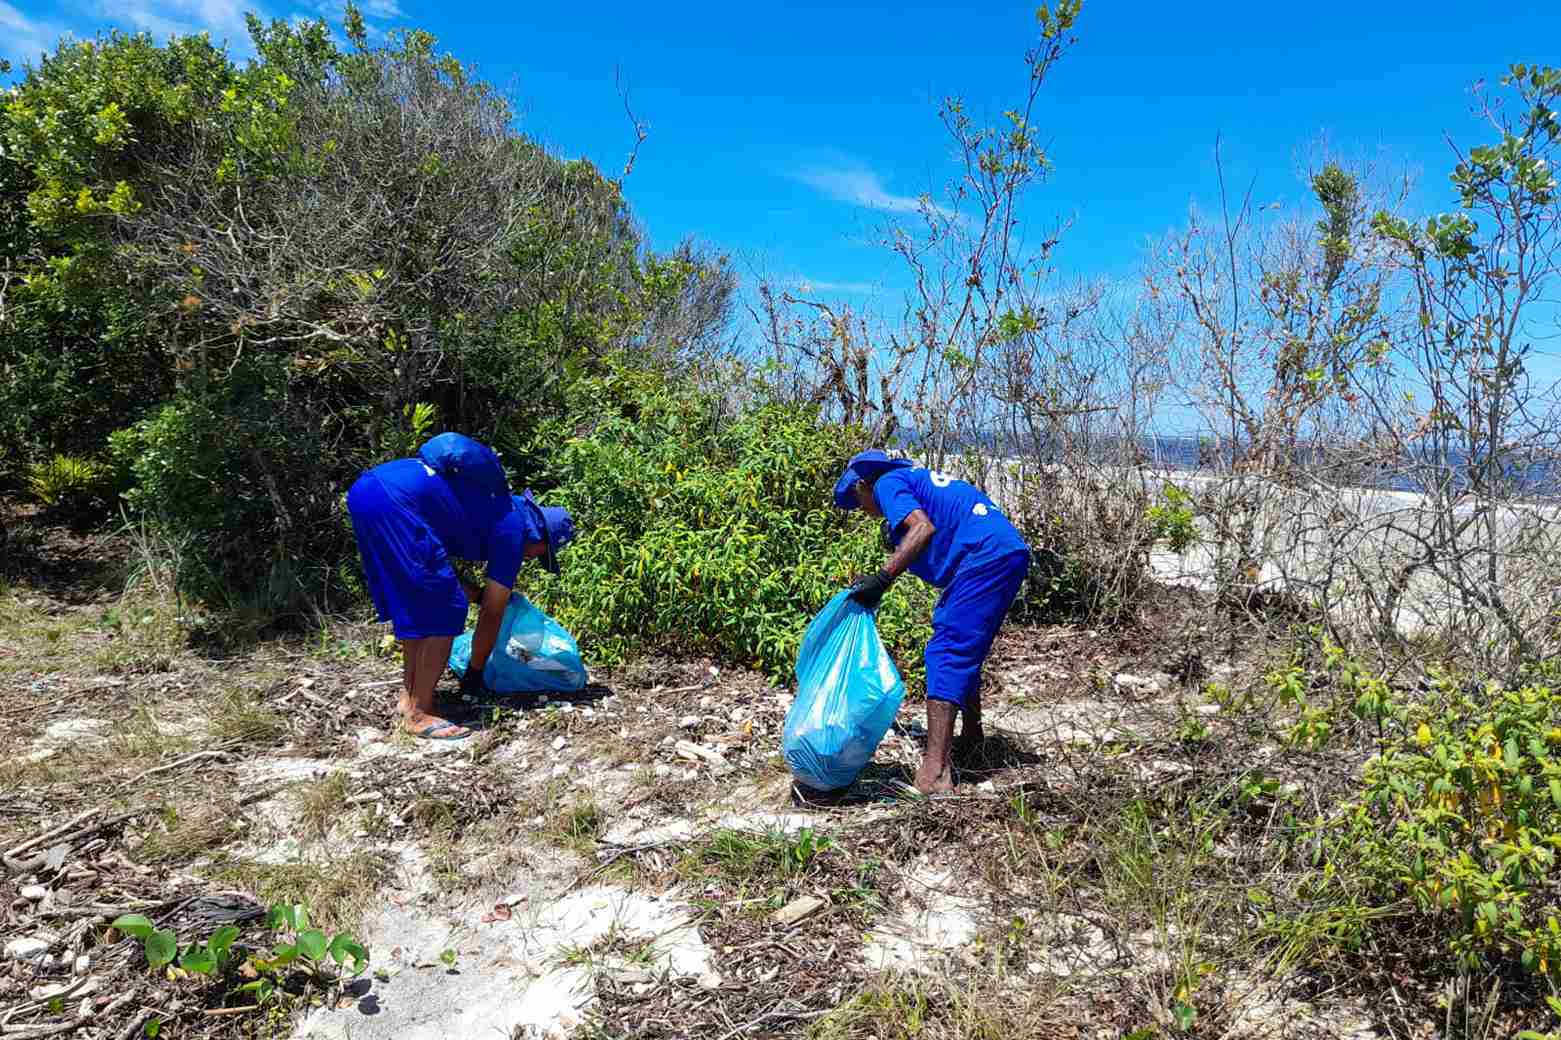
953, 686, 985, 765
396, 635, 466, 738
916, 700, 958, 795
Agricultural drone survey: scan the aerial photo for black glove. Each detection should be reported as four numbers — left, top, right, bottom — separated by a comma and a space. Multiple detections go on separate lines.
848, 569, 895, 610
459, 667, 489, 699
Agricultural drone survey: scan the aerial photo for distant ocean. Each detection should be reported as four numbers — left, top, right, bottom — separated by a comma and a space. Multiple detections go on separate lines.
906, 431, 1561, 498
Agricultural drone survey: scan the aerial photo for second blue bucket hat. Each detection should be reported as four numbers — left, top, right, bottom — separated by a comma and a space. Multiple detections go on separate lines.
513, 491, 575, 574
832, 450, 914, 509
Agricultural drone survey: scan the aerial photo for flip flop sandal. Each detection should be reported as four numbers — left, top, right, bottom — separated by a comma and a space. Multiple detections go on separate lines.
410, 720, 470, 741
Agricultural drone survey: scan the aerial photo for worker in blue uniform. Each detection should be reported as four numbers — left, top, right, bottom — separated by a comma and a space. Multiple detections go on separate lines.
834, 450, 1030, 794
346, 433, 575, 740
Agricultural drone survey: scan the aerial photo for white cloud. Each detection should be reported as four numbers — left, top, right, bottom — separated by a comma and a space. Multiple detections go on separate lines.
793, 160, 957, 221
0, 0, 404, 79
308, 0, 403, 29
353, 0, 402, 18
793, 277, 879, 296
99, 0, 259, 46
10, 0, 407, 62
0, 2, 72, 66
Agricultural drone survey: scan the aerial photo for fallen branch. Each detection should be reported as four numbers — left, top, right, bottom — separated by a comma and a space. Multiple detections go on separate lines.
4, 809, 152, 875
238, 783, 291, 807
1, 1016, 88, 1037
116, 1011, 154, 1040
554, 839, 684, 898
712, 1005, 832, 1040
117, 744, 239, 792
655, 683, 707, 696
0, 976, 97, 1024
4, 809, 99, 861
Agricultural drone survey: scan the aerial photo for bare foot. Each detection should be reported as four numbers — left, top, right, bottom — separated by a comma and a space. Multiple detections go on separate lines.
914, 759, 955, 795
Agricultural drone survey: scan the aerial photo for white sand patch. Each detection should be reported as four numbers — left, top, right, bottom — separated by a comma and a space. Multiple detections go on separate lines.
709, 811, 818, 835
297, 882, 711, 1040
863, 863, 983, 972
1222, 972, 1380, 1039
238, 756, 332, 784
603, 817, 697, 844
24, 717, 111, 762
44, 718, 110, 743
509, 965, 595, 1038
513, 885, 714, 979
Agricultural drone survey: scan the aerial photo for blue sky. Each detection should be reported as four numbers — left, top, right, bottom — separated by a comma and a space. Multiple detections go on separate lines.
3, 0, 1558, 313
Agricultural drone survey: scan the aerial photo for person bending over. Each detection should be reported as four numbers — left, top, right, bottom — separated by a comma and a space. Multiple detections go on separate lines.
347, 433, 574, 740
833, 450, 1029, 793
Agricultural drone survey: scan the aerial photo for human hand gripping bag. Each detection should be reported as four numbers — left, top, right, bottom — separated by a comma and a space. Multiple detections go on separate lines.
782, 590, 906, 792
449, 593, 588, 693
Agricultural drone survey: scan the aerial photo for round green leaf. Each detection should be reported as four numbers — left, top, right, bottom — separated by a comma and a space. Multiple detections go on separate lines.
208, 925, 240, 960
112, 913, 155, 939
145, 930, 177, 969
179, 945, 217, 975
297, 929, 328, 961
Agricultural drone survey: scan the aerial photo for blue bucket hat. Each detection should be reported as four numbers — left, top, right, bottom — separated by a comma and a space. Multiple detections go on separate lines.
418, 433, 509, 496
514, 491, 575, 574
833, 450, 914, 509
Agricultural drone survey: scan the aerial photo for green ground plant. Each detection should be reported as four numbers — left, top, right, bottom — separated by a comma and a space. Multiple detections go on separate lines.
112, 901, 367, 1004
1280, 674, 1561, 979
680, 826, 835, 888
24, 454, 115, 512
1143, 483, 1198, 554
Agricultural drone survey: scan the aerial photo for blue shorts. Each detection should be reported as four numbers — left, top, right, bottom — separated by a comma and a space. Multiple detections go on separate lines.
346, 472, 468, 640
924, 550, 1029, 709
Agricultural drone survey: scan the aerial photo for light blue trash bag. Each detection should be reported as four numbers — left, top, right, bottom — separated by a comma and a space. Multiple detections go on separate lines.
782, 590, 906, 792
449, 593, 588, 694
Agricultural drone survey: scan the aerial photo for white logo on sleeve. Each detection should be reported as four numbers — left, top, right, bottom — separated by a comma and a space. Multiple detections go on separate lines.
422, 464, 437, 477
972, 503, 989, 516
929, 471, 954, 488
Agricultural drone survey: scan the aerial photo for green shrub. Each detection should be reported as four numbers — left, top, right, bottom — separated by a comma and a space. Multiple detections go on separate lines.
1144, 482, 1198, 553
4, 21, 731, 628
529, 366, 935, 685
108, 376, 362, 619
1283, 673, 1561, 977
25, 453, 114, 511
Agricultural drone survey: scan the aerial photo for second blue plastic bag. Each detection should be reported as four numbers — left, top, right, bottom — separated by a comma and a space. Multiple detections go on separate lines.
448, 593, 588, 694
782, 590, 906, 791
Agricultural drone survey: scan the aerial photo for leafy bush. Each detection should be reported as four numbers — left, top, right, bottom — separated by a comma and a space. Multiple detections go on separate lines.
107, 378, 356, 617
25, 453, 114, 512
1284, 673, 1561, 977
0, 30, 228, 466
1144, 482, 1198, 553
530, 366, 935, 685
4, 20, 732, 627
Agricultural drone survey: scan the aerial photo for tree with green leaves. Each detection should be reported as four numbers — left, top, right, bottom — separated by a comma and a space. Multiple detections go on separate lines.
2, 8, 733, 619
0, 31, 238, 465
1363, 64, 1561, 669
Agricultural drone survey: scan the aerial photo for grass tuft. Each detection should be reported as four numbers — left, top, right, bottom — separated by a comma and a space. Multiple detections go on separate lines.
547, 801, 605, 853
210, 686, 288, 745
209, 849, 388, 933
137, 799, 243, 863
293, 771, 351, 841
